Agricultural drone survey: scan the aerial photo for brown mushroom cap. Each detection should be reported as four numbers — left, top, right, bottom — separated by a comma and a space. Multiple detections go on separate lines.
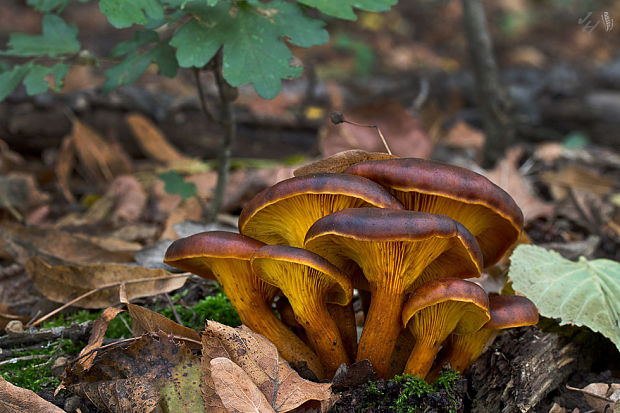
345, 158, 524, 267
429, 294, 538, 377
401, 278, 490, 379
251, 245, 353, 376
238, 173, 404, 247
304, 208, 483, 378
164, 231, 324, 378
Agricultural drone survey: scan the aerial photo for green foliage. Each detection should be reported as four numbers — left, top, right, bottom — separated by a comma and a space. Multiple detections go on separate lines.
509, 245, 620, 351
158, 171, 197, 200
333, 33, 375, 77
1, 0, 396, 100
160, 292, 242, 329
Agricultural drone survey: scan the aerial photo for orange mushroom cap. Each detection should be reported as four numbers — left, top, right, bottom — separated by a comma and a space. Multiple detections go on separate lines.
304, 208, 483, 378
345, 158, 524, 267
238, 173, 404, 247
401, 278, 490, 379
251, 245, 353, 377
164, 231, 324, 378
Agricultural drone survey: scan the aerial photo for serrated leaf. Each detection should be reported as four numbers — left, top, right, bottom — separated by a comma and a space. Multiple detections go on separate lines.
1, 14, 80, 57
23, 63, 70, 95
509, 245, 620, 350
99, 0, 164, 28
158, 171, 197, 200
298, 0, 397, 20
103, 33, 178, 91
0, 64, 32, 100
171, 0, 328, 99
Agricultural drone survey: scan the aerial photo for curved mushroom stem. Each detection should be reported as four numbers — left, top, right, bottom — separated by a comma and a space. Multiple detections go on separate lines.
328, 303, 358, 360
403, 336, 442, 379
225, 289, 325, 379
356, 288, 405, 378
295, 301, 351, 377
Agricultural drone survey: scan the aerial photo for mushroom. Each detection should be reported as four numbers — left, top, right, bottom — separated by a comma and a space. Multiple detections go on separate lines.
345, 158, 523, 267
429, 294, 539, 377
238, 173, 404, 247
401, 278, 490, 379
164, 231, 324, 378
251, 244, 353, 377
304, 208, 483, 378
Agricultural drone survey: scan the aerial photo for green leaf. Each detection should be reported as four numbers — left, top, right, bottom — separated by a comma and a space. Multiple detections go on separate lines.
171, 0, 328, 99
298, 0, 397, 20
509, 245, 620, 350
0, 64, 32, 100
158, 171, 197, 200
1, 14, 80, 57
99, 0, 164, 28
23, 63, 70, 95
103, 31, 178, 91
26, 0, 71, 13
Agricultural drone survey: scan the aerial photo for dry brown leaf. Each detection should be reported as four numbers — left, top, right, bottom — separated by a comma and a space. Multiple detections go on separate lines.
72, 233, 142, 253
319, 100, 432, 159
55, 135, 76, 203
0, 375, 64, 413
110, 175, 147, 223
0, 139, 24, 174
486, 147, 554, 223
0, 173, 50, 218
25, 256, 188, 308
64, 333, 203, 413
69, 118, 131, 185
126, 113, 189, 164
126, 303, 201, 347
76, 307, 125, 371
293, 150, 397, 176
0, 221, 134, 265
566, 383, 620, 413
541, 165, 615, 201
0, 303, 29, 331
160, 197, 203, 240
443, 120, 485, 151
211, 357, 276, 413
202, 321, 334, 412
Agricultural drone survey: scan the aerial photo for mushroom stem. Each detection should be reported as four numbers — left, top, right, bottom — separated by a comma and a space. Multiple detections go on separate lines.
356, 288, 405, 378
295, 300, 351, 377
403, 336, 442, 379
429, 328, 496, 380
328, 303, 358, 360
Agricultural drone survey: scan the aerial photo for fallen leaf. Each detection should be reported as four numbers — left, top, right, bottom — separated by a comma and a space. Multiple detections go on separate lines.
69, 118, 131, 186
443, 120, 485, 151
486, 147, 554, 223
566, 383, 620, 413
211, 357, 276, 413
293, 150, 397, 176
25, 256, 188, 308
202, 321, 334, 412
0, 303, 29, 331
126, 303, 201, 347
0, 139, 24, 175
0, 173, 50, 218
320, 100, 432, 159
0, 375, 64, 413
55, 135, 76, 203
64, 333, 204, 413
126, 113, 190, 164
76, 307, 125, 371
160, 197, 203, 240
541, 164, 615, 201
0, 221, 134, 265
110, 175, 147, 223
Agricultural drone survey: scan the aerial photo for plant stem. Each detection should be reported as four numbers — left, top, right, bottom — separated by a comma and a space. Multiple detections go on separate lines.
205, 50, 236, 223
461, 0, 514, 167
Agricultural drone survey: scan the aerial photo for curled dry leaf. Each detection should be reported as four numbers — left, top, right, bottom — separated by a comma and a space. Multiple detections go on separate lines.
211, 357, 276, 413
202, 321, 334, 412
76, 307, 125, 371
293, 150, 397, 176
0, 375, 64, 413
566, 383, 620, 413
25, 256, 188, 309
126, 302, 201, 348
126, 113, 190, 164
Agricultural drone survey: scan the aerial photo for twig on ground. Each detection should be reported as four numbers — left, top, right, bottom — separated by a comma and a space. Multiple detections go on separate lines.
164, 293, 184, 326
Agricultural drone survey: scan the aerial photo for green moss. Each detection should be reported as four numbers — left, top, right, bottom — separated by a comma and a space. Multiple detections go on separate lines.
159, 292, 241, 329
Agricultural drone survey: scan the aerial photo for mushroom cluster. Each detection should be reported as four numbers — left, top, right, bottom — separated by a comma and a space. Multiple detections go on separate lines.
164, 157, 539, 381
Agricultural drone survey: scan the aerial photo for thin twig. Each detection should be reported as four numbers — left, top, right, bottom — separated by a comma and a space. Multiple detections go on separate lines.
164, 293, 184, 326
26, 273, 191, 328
205, 49, 236, 223
193, 67, 222, 126
330, 112, 392, 154
0, 354, 48, 366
